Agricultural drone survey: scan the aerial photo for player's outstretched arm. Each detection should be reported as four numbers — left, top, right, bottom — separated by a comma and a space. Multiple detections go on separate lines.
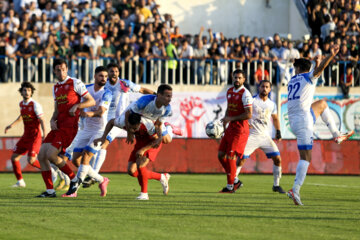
50, 103, 59, 130
224, 106, 252, 122
4, 115, 22, 134
139, 87, 156, 95
313, 44, 339, 78
94, 119, 115, 147
271, 114, 282, 141
81, 106, 107, 118
69, 93, 95, 116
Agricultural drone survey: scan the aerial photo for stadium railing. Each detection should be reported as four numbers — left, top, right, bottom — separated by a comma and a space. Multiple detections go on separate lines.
0, 55, 358, 87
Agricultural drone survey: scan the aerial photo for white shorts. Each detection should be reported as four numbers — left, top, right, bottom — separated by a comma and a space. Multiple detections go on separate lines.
65, 129, 103, 159
289, 109, 316, 150
243, 133, 280, 159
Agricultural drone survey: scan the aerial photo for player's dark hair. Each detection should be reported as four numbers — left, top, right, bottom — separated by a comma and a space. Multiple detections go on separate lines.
293, 58, 312, 72
128, 112, 141, 125
232, 69, 245, 78
95, 66, 107, 74
259, 80, 272, 87
106, 62, 120, 71
18, 82, 36, 96
157, 84, 172, 95
53, 58, 68, 70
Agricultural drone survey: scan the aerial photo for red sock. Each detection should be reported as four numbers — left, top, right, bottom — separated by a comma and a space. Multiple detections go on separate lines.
30, 160, 41, 169
147, 170, 161, 181
12, 160, 23, 180
227, 158, 236, 185
41, 170, 53, 189
130, 170, 139, 178
59, 163, 75, 180
138, 167, 148, 193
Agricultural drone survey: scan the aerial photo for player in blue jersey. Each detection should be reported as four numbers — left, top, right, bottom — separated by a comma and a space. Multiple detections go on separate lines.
286, 45, 354, 205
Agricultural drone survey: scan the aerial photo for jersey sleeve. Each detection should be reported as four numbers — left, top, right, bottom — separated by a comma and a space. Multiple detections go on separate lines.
271, 101, 277, 115
126, 79, 141, 93
158, 105, 172, 123
99, 90, 112, 110
306, 70, 319, 84
73, 78, 89, 97
33, 101, 44, 118
242, 89, 253, 108
130, 95, 155, 114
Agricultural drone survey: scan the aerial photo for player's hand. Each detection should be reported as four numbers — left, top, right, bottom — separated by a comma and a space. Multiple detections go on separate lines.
69, 104, 79, 117
93, 137, 105, 147
50, 119, 58, 130
275, 130, 282, 142
330, 44, 340, 56
126, 132, 135, 144
314, 55, 321, 67
4, 125, 11, 134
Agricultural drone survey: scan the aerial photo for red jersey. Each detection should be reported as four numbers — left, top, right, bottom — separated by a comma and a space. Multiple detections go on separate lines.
53, 77, 88, 129
20, 99, 43, 138
226, 86, 253, 130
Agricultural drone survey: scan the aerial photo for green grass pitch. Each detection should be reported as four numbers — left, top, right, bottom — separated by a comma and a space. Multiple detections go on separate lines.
0, 173, 359, 240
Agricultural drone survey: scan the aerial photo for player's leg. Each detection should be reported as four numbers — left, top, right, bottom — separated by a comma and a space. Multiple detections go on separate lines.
10, 153, 26, 187
127, 161, 138, 177
311, 100, 354, 143
136, 156, 151, 200
162, 122, 183, 144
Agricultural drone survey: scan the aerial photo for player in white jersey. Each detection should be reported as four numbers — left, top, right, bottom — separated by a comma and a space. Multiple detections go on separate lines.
61, 66, 112, 197
82, 63, 156, 187
235, 80, 285, 193
286, 45, 354, 205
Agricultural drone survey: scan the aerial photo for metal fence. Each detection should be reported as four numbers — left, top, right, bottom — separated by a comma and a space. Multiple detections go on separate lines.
0, 56, 358, 87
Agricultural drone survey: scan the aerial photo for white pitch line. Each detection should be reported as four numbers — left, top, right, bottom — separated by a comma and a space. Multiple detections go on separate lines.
306, 183, 360, 189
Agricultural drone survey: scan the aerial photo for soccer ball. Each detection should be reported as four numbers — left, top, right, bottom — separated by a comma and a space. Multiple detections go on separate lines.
205, 121, 224, 139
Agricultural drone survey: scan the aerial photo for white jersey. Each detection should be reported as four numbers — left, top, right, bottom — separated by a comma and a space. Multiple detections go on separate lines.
287, 70, 319, 117
83, 84, 112, 131
114, 112, 156, 136
105, 78, 141, 120
249, 95, 277, 135
130, 95, 171, 123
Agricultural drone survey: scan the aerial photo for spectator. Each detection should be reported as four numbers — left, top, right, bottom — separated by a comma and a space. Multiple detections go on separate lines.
340, 64, 353, 99
0, 33, 8, 82
3, 9, 20, 33
166, 37, 178, 84
43, 34, 58, 59
321, 15, 336, 42
309, 42, 322, 60
73, 37, 90, 58
230, 44, 245, 62
170, 26, 183, 40
100, 38, 116, 58
254, 61, 269, 88
245, 41, 259, 62
57, 37, 73, 60
87, 0, 102, 18
139, 0, 152, 22
87, 29, 103, 59
116, 36, 134, 63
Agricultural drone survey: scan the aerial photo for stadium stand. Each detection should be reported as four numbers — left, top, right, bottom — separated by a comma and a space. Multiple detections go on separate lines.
0, 0, 359, 92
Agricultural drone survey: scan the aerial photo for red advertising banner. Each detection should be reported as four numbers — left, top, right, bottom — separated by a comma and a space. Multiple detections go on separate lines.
0, 137, 359, 174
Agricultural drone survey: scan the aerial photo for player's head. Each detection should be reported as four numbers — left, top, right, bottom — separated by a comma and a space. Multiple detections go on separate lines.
232, 69, 246, 89
18, 82, 35, 99
354, 106, 360, 132
53, 58, 68, 81
293, 58, 312, 74
94, 66, 108, 87
128, 112, 142, 133
259, 80, 272, 98
106, 62, 120, 84
156, 84, 172, 107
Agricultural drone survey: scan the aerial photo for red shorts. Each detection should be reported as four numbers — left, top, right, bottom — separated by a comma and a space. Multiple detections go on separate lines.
218, 127, 249, 158
13, 134, 42, 157
128, 141, 163, 163
43, 127, 78, 154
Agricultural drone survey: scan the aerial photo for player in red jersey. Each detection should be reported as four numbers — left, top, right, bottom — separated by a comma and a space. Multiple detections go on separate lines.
36, 59, 95, 198
94, 112, 170, 200
4, 82, 46, 188
218, 69, 253, 193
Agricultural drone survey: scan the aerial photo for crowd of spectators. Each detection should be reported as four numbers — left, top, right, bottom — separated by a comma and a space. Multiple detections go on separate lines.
0, 0, 359, 88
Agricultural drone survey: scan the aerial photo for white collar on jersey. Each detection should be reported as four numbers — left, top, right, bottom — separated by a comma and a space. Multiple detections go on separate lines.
232, 85, 245, 93
22, 98, 33, 105
56, 76, 71, 85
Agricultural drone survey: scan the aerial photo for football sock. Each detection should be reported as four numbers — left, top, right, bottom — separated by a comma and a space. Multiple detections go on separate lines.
293, 160, 310, 193
41, 170, 53, 190
321, 106, 340, 138
30, 160, 41, 169
12, 160, 22, 180
273, 165, 282, 186
138, 167, 148, 193
147, 169, 161, 180
235, 166, 242, 178
165, 124, 174, 140
93, 149, 107, 173
59, 163, 75, 180
77, 164, 90, 181
87, 167, 104, 183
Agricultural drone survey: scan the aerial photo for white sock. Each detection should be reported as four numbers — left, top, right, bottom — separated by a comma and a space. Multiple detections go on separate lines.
235, 166, 242, 178
77, 164, 90, 181
293, 160, 310, 193
165, 125, 174, 140
46, 189, 55, 194
89, 153, 97, 169
273, 165, 282, 186
321, 107, 340, 138
227, 184, 234, 190
87, 167, 104, 183
93, 149, 107, 173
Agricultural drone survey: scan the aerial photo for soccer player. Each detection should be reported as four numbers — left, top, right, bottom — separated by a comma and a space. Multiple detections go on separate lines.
287, 45, 354, 205
4, 82, 46, 187
94, 111, 170, 200
235, 80, 285, 193
218, 69, 253, 193
61, 66, 111, 197
36, 59, 95, 198
82, 63, 155, 187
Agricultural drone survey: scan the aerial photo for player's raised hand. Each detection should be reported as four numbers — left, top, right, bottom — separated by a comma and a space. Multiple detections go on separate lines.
314, 55, 321, 68
330, 44, 340, 56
